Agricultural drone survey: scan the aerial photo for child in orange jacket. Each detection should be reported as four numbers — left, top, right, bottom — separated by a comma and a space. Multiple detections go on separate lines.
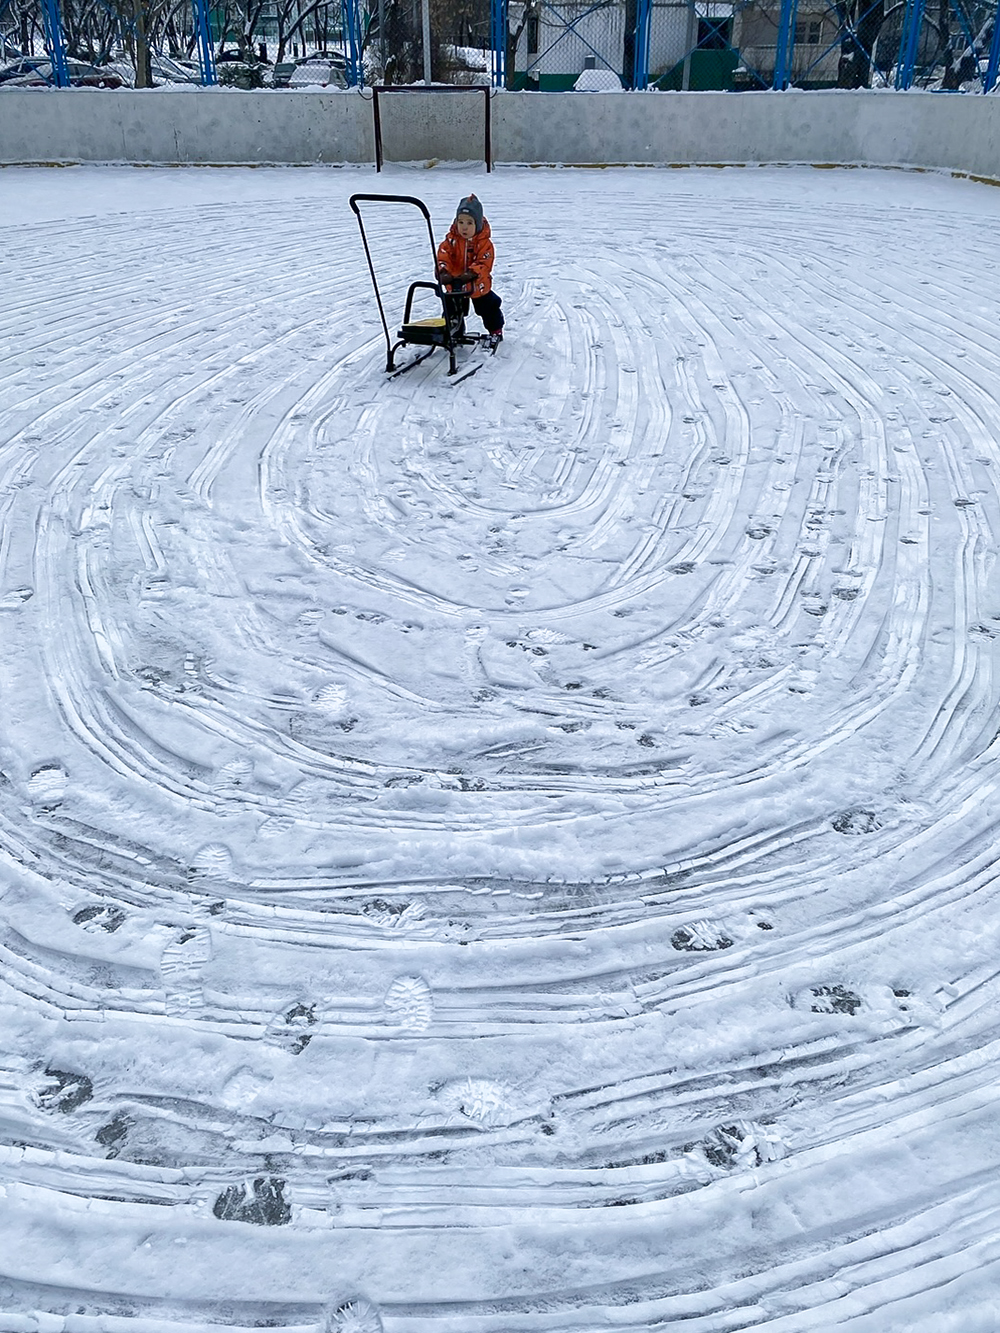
436, 194, 504, 349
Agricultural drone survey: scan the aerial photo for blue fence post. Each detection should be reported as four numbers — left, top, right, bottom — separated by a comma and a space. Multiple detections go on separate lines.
490, 0, 507, 87
633, 0, 652, 87
192, 0, 216, 84
894, 0, 926, 88
985, 0, 1000, 90
341, 0, 364, 87
41, 0, 70, 86
773, 0, 798, 88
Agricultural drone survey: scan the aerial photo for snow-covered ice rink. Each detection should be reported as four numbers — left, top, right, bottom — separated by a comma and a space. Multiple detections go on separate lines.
3, 162, 1000, 1330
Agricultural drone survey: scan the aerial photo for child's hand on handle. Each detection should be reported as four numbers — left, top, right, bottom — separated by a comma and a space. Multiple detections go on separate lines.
437, 265, 475, 291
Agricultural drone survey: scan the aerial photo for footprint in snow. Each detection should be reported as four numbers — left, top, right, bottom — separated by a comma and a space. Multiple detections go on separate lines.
95, 1112, 132, 1158
805, 984, 863, 1016
671, 920, 733, 952
212, 757, 255, 794
383, 975, 433, 1031
524, 627, 571, 646
325, 1299, 384, 1333
191, 843, 236, 881
27, 764, 69, 809
219, 1066, 274, 1109
313, 681, 350, 716
0, 587, 33, 609
73, 903, 127, 934
136, 663, 173, 688
36, 1067, 93, 1113
832, 808, 881, 835
699, 1119, 786, 1170
212, 1176, 291, 1226
160, 926, 212, 1017
361, 898, 426, 929
258, 814, 296, 839
437, 1077, 518, 1127
266, 1002, 318, 1054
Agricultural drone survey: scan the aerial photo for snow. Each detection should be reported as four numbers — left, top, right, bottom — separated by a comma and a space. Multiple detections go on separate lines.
573, 68, 624, 89
2, 160, 1000, 1329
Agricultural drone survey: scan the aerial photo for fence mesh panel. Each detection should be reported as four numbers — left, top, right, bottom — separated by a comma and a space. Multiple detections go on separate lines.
501, 0, 999, 88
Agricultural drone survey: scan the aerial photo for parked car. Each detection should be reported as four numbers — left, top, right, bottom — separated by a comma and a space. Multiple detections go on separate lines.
283, 52, 348, 88
150, 54, 201, 85
0, 56, 49, 85
0, 57, 125, 87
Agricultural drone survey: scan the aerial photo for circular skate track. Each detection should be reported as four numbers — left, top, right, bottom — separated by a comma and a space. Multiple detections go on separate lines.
2, 166, 1000, 1331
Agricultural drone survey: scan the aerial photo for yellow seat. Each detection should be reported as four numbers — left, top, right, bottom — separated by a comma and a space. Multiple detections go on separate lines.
398, 315, 450, 347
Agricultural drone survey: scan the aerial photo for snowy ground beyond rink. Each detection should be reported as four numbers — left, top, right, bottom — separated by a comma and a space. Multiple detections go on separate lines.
4, 160, 1000, 1331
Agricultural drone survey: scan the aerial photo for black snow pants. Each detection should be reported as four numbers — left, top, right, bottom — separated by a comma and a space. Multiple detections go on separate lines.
449, 290, 504, 334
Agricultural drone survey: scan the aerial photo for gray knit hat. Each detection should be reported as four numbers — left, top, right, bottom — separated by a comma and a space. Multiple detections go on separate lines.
455, 194, 484, 233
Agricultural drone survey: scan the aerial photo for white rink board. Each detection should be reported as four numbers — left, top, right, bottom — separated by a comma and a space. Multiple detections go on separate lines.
2, 87, 1000, 179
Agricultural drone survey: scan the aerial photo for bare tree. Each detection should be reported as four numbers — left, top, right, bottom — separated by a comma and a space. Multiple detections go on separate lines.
272, 0, 338, 61
2, 0, 42, 55
835, 0, 885, 86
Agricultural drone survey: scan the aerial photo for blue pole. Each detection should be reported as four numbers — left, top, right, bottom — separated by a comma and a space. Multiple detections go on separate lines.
341, 0, 364, 86
41, 0, 69, 85
773, 0, 798, 87
894, 0, 925, 88
490, 0, 507, 87
986, 0, 1000, 89
192, 0, 216, 84
633, 0, 652, 87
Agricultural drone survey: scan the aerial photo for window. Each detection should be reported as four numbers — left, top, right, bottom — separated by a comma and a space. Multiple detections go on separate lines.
698, 17, 732, 50
794, 18, 823, 45
527, 15, 539, 54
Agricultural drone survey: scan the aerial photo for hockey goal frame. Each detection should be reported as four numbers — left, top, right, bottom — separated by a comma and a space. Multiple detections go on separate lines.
372, 85, 493, 173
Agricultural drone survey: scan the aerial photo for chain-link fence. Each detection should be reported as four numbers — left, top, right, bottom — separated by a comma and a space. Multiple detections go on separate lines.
497, 0, 1000, 90
4, 0, 998, 90
0, 0, 359, 86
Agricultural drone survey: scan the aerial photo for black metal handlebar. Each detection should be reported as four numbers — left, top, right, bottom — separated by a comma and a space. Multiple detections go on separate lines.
349, 193, 441, 365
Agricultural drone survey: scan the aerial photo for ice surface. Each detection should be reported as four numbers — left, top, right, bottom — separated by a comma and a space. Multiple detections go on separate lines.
2, 161, 1000, 1329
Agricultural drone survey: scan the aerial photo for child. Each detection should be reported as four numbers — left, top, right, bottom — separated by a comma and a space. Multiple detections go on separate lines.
436, 194, 504, 351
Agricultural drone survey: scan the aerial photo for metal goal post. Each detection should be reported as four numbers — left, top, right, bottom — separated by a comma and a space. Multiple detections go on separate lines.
372, 85, 493, 172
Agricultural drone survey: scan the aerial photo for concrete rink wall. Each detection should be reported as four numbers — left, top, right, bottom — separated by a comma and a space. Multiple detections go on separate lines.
0, 89, 372, 166
1, 87, 999, 179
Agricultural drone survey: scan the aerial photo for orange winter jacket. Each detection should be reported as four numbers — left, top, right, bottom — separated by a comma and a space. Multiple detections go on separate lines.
436, 219, 495, 297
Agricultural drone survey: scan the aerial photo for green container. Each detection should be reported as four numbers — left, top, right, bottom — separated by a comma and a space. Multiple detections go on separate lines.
537, 71, 581, 90
657, 47, 738, 91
